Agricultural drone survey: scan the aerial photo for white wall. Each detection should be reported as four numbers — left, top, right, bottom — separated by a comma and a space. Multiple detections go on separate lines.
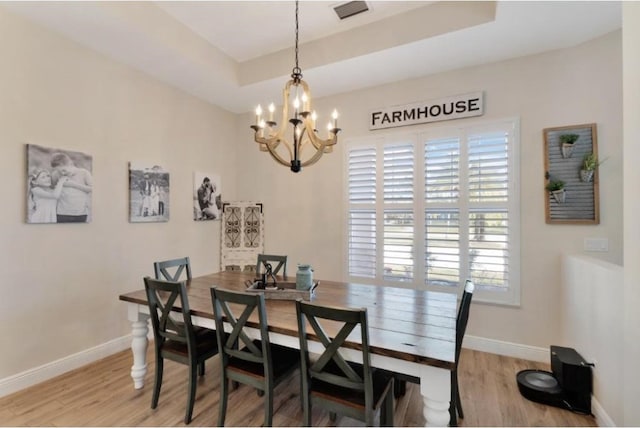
623, 2, 640, 426
561, 255, 623, 426
236, 31, 623, 349
0, 8, 238, 380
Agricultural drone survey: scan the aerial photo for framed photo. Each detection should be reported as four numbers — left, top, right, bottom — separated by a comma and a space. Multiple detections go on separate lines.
193, 171, 222, 221
543, 123, 599, 224
129, 162, 170, 222
26, 144, 93, 224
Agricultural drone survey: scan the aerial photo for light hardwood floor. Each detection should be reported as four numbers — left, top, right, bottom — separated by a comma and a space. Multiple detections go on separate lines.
0, 347, 597, 427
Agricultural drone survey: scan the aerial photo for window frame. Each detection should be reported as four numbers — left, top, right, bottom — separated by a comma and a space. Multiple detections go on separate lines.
344, 118, 521, 306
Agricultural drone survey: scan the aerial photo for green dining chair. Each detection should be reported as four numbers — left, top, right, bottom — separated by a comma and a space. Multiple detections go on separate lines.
144, 277, 220, 424
449, 279, 475, 426
256, 254, 288, 277
295, 300, 395, 426
154, 256, 192, 282
210, 287, 300, 426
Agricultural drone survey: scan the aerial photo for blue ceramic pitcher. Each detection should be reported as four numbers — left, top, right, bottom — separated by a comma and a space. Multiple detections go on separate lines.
296, 264, 313, 290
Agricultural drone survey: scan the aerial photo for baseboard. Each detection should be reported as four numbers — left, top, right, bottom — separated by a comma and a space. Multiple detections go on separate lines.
0, 335, 131, 398
463, 334, 549, 363
592, 397, 615, 427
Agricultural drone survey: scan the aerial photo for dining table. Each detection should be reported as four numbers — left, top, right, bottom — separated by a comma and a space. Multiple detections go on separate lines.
119, 271, 457, 426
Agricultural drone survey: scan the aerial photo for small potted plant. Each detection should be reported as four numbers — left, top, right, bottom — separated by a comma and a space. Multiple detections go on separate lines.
580, 152, 600, 182
546, 179, 566, 204
559, 133, 579, 158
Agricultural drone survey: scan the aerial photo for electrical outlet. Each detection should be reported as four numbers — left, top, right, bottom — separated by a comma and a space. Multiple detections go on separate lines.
584, 238, 609, 252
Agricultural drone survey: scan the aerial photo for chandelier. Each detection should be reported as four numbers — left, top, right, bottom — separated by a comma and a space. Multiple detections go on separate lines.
250, 0, 341, 173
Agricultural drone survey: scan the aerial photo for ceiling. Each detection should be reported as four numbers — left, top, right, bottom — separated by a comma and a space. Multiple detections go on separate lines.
3, 1, 622, 114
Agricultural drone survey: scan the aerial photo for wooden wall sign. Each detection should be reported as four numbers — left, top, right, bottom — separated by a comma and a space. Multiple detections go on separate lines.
369, 91, 484, 130
543, 123, 599, 224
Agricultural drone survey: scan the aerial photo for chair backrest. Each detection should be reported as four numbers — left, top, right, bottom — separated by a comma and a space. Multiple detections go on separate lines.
144, 276, 195, 353
210, 287, 272, 375
296, 300, 373, 406
256, 254, 287, 277
154, 257, 192, 282
455, 279, 475, 363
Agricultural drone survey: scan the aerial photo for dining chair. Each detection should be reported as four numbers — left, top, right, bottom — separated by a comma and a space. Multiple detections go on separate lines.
391, 279, 475, 426
449, 278, 474, 426
256, 254, 288, 277
143, 276, 220, 424
210, 287, 300, 426
154, 256, 192, 282
295, 300, 395, 427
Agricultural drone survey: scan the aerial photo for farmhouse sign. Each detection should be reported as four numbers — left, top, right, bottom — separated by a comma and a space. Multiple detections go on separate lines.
370, 92, 484, 130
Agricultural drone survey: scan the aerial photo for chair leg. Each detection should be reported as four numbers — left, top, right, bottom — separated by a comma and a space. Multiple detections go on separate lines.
382, 381, 395, 427
151, 357, 163, 409
264, 387, 273, 427
185, 363, 197, 424
198, 361, 205, 377
302, 390, 311, 426
218, 377, 228, 426
449, 371, 458, 427
453, 370, 464, 419
365, 410, 374, 427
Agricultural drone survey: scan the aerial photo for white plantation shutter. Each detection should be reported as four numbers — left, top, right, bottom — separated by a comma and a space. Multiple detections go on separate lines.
348, 210, 376, 278
425, 210, 460, 287
346, 119, 519, 305
425, 138, 459, 203
349, 148, 376, 203
382, 144, 414, 282
383, 210, 414, 281
467, 131, 510, 289
348, 148, 376, 277
469, 209, 509, 289
468, 132, 509, 202
384, 144, 414, 203
424, 137, 461, 288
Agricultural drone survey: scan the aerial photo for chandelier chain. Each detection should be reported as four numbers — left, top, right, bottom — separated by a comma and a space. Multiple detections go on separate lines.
292, 0, 302, 82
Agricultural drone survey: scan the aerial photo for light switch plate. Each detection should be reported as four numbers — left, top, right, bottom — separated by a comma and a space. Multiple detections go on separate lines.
584, 238, 609, 252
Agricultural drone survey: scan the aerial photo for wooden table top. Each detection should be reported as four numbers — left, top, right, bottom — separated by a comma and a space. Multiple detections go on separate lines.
119, 271, 457, 370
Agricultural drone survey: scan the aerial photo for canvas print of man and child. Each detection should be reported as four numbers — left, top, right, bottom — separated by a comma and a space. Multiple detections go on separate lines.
129, 162, 170, 223
194, 172, 222, 221
26, 144, 93, 224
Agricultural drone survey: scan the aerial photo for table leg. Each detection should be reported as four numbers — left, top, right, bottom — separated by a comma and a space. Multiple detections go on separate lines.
420, 365, 451, 427
128, 306, 149, 389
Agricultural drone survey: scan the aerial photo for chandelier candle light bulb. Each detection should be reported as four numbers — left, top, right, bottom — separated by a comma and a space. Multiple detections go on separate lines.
268, 103, 275, 122
249, 0, 341, 173
255, 105, 262, 125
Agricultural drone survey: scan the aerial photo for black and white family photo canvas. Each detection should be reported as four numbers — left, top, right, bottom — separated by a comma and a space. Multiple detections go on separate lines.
193, 171, 222, 221
129, 162, 170, 223
26, 144, 93, 224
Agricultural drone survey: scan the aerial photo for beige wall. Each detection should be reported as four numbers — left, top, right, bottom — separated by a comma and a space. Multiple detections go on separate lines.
237, 31, 623, 349
623, 2, 640, 426
0, 8, 238, 379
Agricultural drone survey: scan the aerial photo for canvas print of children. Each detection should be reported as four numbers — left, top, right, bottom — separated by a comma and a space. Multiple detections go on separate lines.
129, 163, 170, 223
26, 144, 93, 224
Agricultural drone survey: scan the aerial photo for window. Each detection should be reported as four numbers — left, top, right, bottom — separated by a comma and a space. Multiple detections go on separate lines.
346, 119, 520, 305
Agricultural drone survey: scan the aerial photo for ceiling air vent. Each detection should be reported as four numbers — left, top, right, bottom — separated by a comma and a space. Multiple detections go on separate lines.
333, 1, 370, 20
